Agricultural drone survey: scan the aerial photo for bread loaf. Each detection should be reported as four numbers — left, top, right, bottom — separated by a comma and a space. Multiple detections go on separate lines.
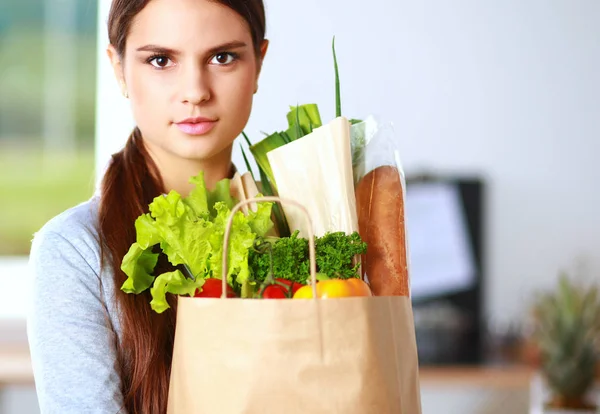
355, 166, 409, 296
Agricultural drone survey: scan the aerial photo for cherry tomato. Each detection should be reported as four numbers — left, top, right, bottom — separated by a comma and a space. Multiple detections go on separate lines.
194, 278, 237, 298
275, 278, 305, 296
261, 284, 288, 299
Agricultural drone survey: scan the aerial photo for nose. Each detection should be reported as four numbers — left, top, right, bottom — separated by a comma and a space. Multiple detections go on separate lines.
180, 63, 211, 105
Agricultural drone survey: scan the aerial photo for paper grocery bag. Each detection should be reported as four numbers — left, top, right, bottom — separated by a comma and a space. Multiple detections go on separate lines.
166, 196, 422, 414
166, 295, 422, 414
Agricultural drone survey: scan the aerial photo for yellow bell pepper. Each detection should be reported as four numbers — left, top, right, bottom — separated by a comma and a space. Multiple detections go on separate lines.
292, 278, 372, 299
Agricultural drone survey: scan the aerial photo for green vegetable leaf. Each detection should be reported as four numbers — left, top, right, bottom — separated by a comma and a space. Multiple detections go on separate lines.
147, 191, 213, 277
249, 131, 288, 192
286, 104, 322, 136
241, 131, 253, 147
240, 144, 256, 182
150, 191, 188, 226
121, 243, 159, 294
257, 167, 290, 237
184, 171, 209, 218
316, 231, 366, 279
246, 198, 274, 237
121, 171, 276, 308
248, 231, 367, 285
249, 231, 309, 284
207, 178, 236, 218
150, 270, 205, 313
208, 203, 257, 288
333, 36, 341, 118
134, 213, 161, 249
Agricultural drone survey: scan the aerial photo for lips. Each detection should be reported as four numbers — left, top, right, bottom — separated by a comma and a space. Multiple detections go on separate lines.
175, 117, 217, 136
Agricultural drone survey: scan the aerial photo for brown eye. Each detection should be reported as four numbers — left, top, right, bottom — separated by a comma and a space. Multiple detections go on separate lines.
149, 56, 173, 68
211, 53, 236, 65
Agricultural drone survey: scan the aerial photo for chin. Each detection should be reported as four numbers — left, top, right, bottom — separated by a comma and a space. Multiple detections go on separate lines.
174, 138, 232, 162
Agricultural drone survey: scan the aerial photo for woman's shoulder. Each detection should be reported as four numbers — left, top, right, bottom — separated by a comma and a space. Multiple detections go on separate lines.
38, 195, 100, 236
35, 195, 100, 241
30, 195, 103, 273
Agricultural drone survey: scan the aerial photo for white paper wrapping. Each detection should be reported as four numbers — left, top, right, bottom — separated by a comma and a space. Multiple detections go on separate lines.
267, 116, 358, 238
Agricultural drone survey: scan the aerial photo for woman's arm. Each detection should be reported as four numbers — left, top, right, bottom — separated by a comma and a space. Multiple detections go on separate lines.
27, 225, 127, 414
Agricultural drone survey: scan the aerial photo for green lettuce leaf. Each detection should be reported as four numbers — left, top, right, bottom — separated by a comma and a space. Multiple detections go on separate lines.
183, 171, 209, 218
135, 213, 161, 249
149, 191, 188, 225
147, 191, 214, 278
121, 243, 159, 294
121, 171, 275, 306
207, 178, 236, 218
207, 203, 253, 284
246, 199, 274, 238
149, 270, 205, 313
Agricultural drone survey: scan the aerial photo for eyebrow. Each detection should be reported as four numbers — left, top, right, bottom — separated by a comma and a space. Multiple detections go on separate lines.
135, 41, 248, 55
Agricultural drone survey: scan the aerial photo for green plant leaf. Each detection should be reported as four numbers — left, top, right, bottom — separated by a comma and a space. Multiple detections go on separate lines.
240, 144, 256, 182
249, 132, 287, 192
241, 131, 252, 147
149, 270, 205, 313
120, 243, 159, 294
333, 36, 341, 118
207, 178, 236, 219
286, 104, 322, 135
257, 167, 290, 237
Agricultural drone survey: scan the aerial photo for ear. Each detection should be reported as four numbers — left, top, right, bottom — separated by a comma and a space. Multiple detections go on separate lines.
254, 39, 269, 94
256, 39, 269, 77
107, 44, 128, 98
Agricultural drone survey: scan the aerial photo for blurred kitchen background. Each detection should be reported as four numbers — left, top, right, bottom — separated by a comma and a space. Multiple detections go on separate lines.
1, 1, 599, 413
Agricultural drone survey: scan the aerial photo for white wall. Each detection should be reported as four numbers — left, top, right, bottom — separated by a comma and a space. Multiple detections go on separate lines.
94, 0, 135, 188
95, 1, 600, 327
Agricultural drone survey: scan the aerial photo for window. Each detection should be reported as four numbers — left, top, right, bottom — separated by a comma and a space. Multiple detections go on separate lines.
0, 0, 97, 257
0, 1, 97, 322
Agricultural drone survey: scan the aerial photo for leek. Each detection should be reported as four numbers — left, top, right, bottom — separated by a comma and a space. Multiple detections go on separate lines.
333, 36, 341, 118
286, 104, 323, 136
249, 131, 288, 192
239, 144, 255, 182
258, 167, 291, 237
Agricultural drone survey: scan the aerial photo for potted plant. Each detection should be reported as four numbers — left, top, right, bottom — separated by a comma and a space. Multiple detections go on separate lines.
530, 273, 600, 412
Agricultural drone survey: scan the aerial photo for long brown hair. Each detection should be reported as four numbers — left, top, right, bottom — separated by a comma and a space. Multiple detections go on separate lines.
99, 2, 266, 413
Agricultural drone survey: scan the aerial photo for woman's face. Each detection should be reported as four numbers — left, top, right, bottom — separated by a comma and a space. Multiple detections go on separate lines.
108, 0, 267, 165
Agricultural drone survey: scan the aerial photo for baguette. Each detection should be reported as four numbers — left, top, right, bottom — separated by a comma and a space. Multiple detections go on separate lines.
355, 165, 409, 296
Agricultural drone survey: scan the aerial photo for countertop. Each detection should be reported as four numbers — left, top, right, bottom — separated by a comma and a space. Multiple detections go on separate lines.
1, 344, 535, 388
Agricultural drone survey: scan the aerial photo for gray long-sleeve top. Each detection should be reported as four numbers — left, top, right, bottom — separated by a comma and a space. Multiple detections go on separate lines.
27, 196, 127, 414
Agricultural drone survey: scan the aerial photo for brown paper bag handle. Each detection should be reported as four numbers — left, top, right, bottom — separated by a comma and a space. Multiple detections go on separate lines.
221, 196, 318, 299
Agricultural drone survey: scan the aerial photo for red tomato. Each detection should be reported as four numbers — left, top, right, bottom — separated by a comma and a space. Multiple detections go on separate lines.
194, 278, 237, 298
261, 284, 287, 299
274, 278, 305, 296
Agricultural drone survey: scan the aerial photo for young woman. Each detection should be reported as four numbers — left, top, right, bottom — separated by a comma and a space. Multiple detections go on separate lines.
27, 0, 268, 412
